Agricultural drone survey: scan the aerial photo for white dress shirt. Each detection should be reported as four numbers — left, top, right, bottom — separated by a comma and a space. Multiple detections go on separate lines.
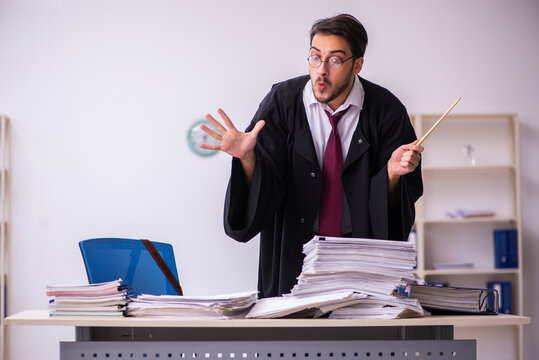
303, 76, 365, 170
302, 76, 365, 234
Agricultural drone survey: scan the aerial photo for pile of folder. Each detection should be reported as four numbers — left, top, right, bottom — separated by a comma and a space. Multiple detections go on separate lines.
328, 296, 424, 319
247, 236, 425, 319
46, 279, 129, 316
408, 284, 498, 314
246, 290, 367, 319
127, 291, 258, 319
291, 236, 418, 297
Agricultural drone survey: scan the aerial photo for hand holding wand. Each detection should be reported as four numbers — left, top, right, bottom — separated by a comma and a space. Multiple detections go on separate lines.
416, 97, 462, 146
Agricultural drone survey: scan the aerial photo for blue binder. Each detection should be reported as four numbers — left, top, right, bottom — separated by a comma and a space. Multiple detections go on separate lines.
507, 229, 518, 268
487, 281, 512, 314
494, 230, 509, 268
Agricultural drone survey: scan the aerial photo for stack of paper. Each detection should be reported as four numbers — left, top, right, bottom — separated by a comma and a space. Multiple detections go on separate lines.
247, 236, 425, 319
46, 279, 128, 316
128, 291, 258, 319
290, 236, 418, 298
328, 294, 424, 319
246, 290, 366, 319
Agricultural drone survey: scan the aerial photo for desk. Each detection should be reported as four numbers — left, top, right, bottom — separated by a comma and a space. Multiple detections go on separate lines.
6, 310, 530, 360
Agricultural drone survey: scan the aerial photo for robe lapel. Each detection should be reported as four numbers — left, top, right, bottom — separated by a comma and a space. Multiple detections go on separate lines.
294, 106, 320, 171
344, 117, 370, 171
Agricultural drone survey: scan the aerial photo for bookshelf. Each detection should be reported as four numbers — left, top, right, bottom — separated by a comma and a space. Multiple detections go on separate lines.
411, 113, 523, 359
0, 114, 8, 360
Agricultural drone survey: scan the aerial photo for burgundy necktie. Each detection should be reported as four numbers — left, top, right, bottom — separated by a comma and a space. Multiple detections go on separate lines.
319, 107, 349, 237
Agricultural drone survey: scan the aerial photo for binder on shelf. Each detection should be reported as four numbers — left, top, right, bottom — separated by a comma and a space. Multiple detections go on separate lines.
501, 282, 513, 314
494, 229, 509, 268
494, 229, 518, 269
507, 229, 518, 268
488, 281, 512, 314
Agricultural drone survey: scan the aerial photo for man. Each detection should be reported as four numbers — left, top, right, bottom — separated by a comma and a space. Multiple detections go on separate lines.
201, 14, 423, 298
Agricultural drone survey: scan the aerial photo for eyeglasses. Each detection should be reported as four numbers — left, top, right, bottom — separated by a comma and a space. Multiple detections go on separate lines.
307, 54, 354, 70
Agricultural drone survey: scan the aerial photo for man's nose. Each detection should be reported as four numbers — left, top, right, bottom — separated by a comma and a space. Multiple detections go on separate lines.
317, 61, 329, 75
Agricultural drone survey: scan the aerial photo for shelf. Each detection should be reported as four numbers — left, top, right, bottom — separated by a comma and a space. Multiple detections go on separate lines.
412, 113, 523, 358
421, 166, 516, 217
423, 268, 520, 276
422, 217, 517, 225
422, 165, 515, 173
413, 115, 516, 168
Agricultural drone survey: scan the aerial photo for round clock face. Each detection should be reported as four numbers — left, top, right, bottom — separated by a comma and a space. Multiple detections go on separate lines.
187, 119, 220, 156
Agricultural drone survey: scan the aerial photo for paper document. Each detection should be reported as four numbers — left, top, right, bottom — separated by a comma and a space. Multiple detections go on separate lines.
128, 291, 258, 319
46, 279, 128, 317
246, 291, 366, 319
290, 236, 418, 298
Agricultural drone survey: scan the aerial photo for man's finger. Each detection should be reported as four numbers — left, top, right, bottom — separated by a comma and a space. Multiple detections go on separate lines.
251, 120, 266, 135
200, 124, 223, 141
218, 108, 237, 131
404, 141, 424, 153
205, 113, 227, 135
200, 143, 222, 151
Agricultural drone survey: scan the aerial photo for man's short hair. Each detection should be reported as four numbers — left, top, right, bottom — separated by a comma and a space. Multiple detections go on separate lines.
310, 14, 368, 58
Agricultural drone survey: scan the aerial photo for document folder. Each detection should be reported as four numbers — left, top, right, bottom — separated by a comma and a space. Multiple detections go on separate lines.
409, 284, 498, 315
79, 238, 181, 296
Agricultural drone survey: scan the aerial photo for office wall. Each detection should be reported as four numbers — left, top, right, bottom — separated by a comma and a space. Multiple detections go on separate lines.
0, 0, 538, 359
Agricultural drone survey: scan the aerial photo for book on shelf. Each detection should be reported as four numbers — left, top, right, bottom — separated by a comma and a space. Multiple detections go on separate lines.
508, 229, 518, 268
494, 229, 508, 268
494, 229, 518, 269
408, 284, 499, 315
487, 281, 512, 314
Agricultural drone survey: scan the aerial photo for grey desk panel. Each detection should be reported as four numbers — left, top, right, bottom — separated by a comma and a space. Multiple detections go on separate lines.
61, 339, 476, 360
76, 325, 454, 342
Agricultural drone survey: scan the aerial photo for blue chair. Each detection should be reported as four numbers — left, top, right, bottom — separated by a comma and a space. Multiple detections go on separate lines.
79, 238, 181, 296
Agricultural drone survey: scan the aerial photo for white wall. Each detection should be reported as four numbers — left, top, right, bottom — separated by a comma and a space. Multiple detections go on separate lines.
1, 0, 538, 359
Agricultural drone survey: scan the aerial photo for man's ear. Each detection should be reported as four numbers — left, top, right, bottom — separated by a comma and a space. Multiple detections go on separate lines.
353, 57, 364, 75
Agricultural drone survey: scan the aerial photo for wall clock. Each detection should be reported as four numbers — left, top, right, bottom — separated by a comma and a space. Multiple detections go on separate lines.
187, 119, 220, 156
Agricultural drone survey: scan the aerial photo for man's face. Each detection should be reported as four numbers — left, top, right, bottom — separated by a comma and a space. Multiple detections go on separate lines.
308, 33, 363, 111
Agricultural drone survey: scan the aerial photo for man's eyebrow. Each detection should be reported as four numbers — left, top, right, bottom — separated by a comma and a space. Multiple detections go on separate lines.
309, 46, 347, 55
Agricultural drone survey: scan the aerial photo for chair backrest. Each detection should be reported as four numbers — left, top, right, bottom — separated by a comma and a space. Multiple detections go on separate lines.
79, 238, 180, 296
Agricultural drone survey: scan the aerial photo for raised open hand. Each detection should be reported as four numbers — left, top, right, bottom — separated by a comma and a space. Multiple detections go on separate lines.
201, 109, 265, 161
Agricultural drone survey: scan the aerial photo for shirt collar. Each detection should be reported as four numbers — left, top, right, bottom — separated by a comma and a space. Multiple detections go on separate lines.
305, 76, 364, 114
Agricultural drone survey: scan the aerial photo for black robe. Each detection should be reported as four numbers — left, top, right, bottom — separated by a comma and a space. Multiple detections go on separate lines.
224, 75, 423, 298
